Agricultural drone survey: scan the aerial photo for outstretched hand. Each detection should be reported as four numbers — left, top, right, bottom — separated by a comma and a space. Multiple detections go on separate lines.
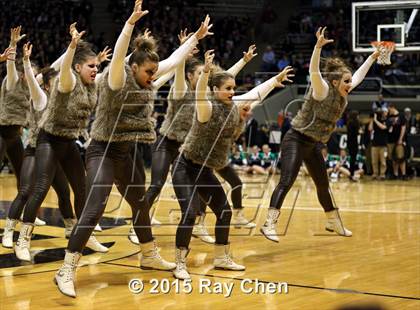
0, 47, 16, 62
97, 46, 112, 63
23, 42, 33, 61
371, 49, 381, 60
127, 0, 149, 25
143, 28, 153, 40
10, 26, 26, 47
243, 44, 257, 63
178, 28, 194, 45
315, 27, 334, 48
195, 15, 214, 40
69, 22, 86, 48
274, 66, 294, 88
239, 103, 251, 121
203, 49, 215, 73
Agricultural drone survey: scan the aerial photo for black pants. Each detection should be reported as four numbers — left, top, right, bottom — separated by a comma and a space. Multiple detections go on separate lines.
171, 155, 232, 248
67, 140, 152, 252
22, 130, 86, 223
146, 136, 237, 217
131, 142, 146, 182
270, 129, 335, 212
145, 135, 181, 206
216, 165, 243, 210
196, 165, 243, 216
7, 146, 74, 220
348, 145, 358, 177
0, 125, 24, 188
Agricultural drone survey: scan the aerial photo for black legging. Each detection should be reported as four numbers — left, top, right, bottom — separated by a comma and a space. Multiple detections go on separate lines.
0, 125, 24, 189
22, 130, 86, 223
348, 146, 358, 177
7, 146, 74, 220
171, 154, 232, 248
145, 135, 181, 206
217, 165, 243, 210
270, 129, 335, 212
146, 136, 242, 217
131, 142, 146, 182
196, 165, 243, 217
67, 140, 152, 252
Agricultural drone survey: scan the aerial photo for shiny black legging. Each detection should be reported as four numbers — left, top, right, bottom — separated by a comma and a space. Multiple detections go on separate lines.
7, 146, 74, 220
67, 140, 152, 252
131, 142, 146, 182
196, 165, 243, 216
171, 155, 232, 248
146, 136, 241, 217
145, 135, 182, 206
22, 130, 86, 223
0, 125, 24, 188
270, 129, 335, 212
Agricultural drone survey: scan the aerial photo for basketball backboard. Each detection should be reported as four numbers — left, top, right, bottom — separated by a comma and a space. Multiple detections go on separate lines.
352, 0, 420, 52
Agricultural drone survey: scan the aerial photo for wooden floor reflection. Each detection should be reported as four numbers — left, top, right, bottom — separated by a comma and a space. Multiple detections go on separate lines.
1, 173, 419, 309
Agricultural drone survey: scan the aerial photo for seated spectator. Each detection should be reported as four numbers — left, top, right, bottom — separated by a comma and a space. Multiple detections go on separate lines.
329, 149, 351, 181
229, 144, 248, 171
245, 145, 277, 175
260, 144, 278, 174
244, 146, 264, 175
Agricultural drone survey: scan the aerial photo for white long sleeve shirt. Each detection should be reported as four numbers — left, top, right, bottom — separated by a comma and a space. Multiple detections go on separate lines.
195, 71, 278, 123
23, 59, 47, 111
6, 58, 19, 91
109, 22, 199, 91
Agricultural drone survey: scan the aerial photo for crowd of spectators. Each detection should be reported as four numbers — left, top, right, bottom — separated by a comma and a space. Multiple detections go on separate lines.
107, 0, 252, 70
0, 0, 94, 77
261, 2, 420, 86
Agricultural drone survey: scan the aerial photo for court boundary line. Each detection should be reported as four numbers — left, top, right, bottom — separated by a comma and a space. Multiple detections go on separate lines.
101, 261, 420, 301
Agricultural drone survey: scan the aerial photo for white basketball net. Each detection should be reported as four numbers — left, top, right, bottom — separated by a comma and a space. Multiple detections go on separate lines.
371, 41, 395, 65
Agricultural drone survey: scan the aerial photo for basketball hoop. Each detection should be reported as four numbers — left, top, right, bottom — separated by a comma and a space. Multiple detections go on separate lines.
371, 41, 395, 65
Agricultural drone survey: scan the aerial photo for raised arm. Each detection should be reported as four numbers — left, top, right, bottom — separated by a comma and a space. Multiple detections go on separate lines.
23, 42, 47, 111
6, 26, 26, 91
58, 23, 86, 93
152, 69, 175, 91
108, 0, 149, 90
310, 27, 334, 101
234, 66, 294, 109
171, 29, 193, 99
196, 50, 214, 123
349, 51, 379, 92
0, 47, 15, 63
227, 44, 257, 77
155, 14, 213, 78
94, 45, 113, 83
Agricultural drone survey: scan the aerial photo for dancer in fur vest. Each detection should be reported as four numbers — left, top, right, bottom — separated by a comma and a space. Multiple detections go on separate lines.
171, 49, 294, 280
55, 0, 213, 298
261, 27, 380, 243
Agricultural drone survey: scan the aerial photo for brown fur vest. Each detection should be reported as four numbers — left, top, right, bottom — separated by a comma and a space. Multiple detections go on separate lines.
0, 78, 30, 126
159, 85, 195, 143
90, 65, 156, 143
40, 72, 97, 139
182, 99, 241, 170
